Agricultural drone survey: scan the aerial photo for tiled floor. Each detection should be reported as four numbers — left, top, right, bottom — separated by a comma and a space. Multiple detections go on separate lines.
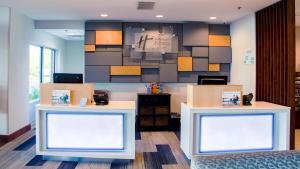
0, 130, 190, 169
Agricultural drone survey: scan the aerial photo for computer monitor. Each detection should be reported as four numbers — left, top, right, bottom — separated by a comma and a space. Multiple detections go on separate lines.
53, 73, 83, 83
198, 76, 228, 85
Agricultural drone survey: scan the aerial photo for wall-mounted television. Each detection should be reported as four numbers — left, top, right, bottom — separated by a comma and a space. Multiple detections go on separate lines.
198, 76, 228, 85
53, 73, 83, 84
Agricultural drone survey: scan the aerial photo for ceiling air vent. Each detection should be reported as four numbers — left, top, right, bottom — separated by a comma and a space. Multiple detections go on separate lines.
137, 1, 155, 10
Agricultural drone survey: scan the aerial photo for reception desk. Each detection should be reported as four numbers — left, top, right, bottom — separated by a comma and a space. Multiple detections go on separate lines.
181, 102, 290, 159
35, 101, 135, 160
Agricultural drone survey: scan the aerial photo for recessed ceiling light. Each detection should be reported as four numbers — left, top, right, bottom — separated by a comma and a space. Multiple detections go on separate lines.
156, 14, 164, 18
210, 16, 217, 20
100, 14, 108, 17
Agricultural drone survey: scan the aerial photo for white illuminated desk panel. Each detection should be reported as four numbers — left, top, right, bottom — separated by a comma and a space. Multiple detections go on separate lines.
36, 101, 135, 160
180, 102, 290, 159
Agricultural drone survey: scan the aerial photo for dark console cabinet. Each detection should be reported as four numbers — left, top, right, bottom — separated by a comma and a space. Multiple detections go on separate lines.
137, 94, 171, 131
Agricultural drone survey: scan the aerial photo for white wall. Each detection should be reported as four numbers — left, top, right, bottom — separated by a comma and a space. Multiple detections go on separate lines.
0, 8, 66, 135
62, 40, 84, 73
0, 7, 10, 134
230, 14, 256, 98
296, 27, 300, 72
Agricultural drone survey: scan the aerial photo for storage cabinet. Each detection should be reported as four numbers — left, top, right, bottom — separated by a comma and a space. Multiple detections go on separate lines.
137, 94, 171, 131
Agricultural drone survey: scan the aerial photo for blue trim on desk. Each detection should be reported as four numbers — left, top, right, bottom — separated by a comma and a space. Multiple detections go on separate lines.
198, 113, 275, 154
45, 111, 125, 151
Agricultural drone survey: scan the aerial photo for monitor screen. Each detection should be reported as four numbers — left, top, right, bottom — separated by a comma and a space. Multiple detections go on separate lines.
53, 73, 83, 84
198, 76, 228, 85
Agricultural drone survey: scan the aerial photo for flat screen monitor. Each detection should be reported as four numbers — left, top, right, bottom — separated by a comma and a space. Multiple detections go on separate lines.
53, 73, 83, 84
198, 76, 228, 85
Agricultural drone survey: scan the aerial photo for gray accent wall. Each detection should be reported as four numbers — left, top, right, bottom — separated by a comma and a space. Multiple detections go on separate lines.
84, 21, 232, 83
84, 31, 95, 44
209, 24, 230, 35
209, 47, 232, 63
85, 66, 110, 83
192, 47, 209, 57
85, 52, 122, 66
159, 64, 178, 82
183, 23, 209, 46
193, 58, 209, 71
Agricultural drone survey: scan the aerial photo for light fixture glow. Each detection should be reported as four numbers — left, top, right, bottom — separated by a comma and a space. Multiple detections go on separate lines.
210, 16, 217, 20
100, 14, 108, 17
156, 14, 164, 18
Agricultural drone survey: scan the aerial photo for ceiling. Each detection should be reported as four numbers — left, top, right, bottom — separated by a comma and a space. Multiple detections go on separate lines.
1, 0, 279, 23
44, 29, 84, 40
1, 0, 289, 40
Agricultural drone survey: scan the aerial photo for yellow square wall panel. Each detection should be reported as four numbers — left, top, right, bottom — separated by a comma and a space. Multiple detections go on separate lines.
178, 57, 193, 71
110, 66, 141, 75
209, 64, 220, 72
209, 35, 231, 47
96, 31, 122, 45
84, 45, 96, 52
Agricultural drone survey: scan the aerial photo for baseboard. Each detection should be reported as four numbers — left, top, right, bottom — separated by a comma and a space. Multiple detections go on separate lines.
0, 124, 31, 146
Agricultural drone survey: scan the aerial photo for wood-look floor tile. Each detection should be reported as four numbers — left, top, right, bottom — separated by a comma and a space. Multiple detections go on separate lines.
26, 155, 47, 166
14, 136, 36, 151
0, 130, 191, 169
40, 160, 61, 169
57, 161, 78, 169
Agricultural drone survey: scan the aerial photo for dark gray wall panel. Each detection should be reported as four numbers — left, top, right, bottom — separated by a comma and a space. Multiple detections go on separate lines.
85, 22, 122, 31
145, 52, 163, 61
160, 64, 178, 82
164, 53, 178, 64
85, 31, 95, 44
209, 24, 230, 35
183, 23, 209, 46
123, 57, 141, 65
85, 52, 122, 66
142, 69, 159, 82
111, 76, 141, 83
123, 45, 131, 57
179, 71, 231, 83
220, 64, 231, 72
193, 58, 209, 71
85, 66, 110, 83
141, 60, 160, 68
192, 47, 209, 57
178, 72, 198, 83
181, 46, 192, 56
209, 47, 232, 63
96, 46, 122, 52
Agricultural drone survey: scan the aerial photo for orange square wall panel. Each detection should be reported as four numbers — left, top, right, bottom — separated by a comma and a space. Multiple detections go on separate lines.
110, 66, 141, 75
84, 45, 96, 52
178, 57, 193, 72
96, 31, 122, 45
209, 64, 220, 72
209, 35, 231, 47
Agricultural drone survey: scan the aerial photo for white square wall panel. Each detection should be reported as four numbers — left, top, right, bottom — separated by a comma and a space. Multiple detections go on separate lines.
46, 112, 124, 150
199, 114, 274, 153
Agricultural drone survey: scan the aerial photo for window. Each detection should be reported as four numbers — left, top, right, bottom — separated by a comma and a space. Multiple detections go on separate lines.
29, 45, 56, 101
42, 48, 55, 83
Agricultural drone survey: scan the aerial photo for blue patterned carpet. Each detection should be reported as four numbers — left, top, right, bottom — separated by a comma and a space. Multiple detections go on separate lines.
191, 151, 300, 169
